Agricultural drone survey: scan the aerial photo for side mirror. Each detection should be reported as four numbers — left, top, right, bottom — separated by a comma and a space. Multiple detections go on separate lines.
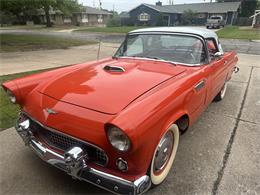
213, 52, 223, 60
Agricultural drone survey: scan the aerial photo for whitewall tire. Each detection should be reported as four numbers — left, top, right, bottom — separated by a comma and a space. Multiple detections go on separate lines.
214, 82, 227, 101
150, 124, 179, 185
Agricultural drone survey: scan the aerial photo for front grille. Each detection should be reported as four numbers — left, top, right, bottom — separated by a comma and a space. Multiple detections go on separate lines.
41, 128, 83, 151
27, 116, 108, 166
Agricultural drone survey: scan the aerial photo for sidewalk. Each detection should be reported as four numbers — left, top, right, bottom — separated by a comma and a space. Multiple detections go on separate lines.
0, 42, 119, 76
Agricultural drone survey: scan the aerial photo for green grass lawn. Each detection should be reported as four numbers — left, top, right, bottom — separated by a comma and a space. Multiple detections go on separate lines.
0, 69, 50, 130
0, 34, 96, 52
217, 26, 260, 40
75, 26, 148, 34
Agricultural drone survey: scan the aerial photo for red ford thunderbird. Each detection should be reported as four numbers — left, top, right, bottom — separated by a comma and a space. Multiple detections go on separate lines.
2, 27, 239, 194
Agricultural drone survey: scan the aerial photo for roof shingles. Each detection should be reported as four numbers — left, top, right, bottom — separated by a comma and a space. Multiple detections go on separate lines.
131, 2, 241, 14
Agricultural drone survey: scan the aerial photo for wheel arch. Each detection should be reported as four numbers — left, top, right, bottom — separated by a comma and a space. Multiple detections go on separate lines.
161, 111, 190, 138
147, 111, 190, 170
146, 111, 189, 183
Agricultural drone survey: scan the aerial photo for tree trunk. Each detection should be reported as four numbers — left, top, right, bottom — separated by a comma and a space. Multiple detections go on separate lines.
44, 6, 52, 27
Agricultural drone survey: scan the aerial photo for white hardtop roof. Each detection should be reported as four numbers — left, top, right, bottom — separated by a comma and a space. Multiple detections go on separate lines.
129, 27, 218, 39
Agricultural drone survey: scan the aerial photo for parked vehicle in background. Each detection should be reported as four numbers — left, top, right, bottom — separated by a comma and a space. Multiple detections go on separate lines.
206, 15, 225, 29
2, 27, 239, 195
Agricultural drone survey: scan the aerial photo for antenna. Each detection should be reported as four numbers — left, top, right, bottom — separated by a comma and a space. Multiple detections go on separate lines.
97, 40, 101, 61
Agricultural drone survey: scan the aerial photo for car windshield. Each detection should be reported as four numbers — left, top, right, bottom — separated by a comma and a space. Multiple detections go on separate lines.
211, 16, 221, 20
114, 34, 207, 65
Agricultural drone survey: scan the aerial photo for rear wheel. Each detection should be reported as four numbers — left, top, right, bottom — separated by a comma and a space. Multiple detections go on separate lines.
149, 124, 179, 186
214, 82, 227, 101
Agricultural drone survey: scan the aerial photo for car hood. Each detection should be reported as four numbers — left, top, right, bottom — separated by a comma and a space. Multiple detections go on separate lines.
39, 58, 186, 114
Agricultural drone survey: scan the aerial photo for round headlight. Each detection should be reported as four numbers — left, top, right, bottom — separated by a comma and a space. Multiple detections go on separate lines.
107, 126, 131, 152
6, 90, 16, 104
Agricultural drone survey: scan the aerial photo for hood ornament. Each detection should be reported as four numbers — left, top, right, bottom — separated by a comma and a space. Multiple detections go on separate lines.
45, 108, 58, 115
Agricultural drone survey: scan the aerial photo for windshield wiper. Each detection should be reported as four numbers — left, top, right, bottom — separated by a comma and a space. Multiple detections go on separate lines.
145, 56, 177, 66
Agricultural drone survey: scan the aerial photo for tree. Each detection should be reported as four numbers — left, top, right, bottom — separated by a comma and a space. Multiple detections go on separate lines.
239, 0, 258, 17
216, 0, 258, 17
0, 0, 82, 27
32, 0, 82, 27
181, 9, 197, 25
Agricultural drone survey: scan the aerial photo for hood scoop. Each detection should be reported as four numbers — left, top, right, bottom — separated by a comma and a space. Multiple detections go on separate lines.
103, 65, 125, 73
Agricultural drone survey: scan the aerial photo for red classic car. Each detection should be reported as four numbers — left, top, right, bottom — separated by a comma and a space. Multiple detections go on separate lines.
2, 27, 239, 194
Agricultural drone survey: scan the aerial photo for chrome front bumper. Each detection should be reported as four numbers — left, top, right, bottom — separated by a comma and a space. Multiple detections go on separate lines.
15, 120, 151, 195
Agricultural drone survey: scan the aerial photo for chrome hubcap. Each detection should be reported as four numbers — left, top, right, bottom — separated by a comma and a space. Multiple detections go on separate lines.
153, 131, 174, 174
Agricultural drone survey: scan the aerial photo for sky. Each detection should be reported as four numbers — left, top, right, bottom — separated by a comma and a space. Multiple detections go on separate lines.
78, 0, 215, 13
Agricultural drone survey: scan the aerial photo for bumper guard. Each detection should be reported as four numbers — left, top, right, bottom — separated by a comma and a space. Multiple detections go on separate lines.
15, 119, 151, 195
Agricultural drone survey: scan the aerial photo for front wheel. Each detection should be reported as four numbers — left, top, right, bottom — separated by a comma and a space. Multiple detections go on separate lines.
214, 82, 227, 101
149, 124, 179, 186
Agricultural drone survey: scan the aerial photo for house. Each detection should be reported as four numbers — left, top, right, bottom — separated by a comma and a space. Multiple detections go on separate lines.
36, 6, 111, 26
126, 1, 241, 26
37, 8, 64, 25
72, 6, 112, 27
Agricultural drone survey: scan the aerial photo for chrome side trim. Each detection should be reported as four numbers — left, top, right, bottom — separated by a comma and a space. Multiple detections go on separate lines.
21, 112, 109, 166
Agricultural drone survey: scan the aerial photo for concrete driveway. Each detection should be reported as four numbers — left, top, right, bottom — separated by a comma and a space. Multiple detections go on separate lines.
0, 53, 259, 195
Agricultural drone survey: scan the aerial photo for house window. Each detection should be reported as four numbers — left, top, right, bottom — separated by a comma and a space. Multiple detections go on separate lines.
64, 17, 71, 23
139, 13, 150, 21
82, 14, 88, 23
197, 13, 206, 18
97, 15, 103, 23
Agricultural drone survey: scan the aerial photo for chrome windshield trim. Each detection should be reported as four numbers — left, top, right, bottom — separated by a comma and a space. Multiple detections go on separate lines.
116, 56, 202, 67
114, 32, 209, 66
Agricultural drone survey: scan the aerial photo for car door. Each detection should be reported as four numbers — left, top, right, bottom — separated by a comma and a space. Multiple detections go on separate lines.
206, 38, 228, 101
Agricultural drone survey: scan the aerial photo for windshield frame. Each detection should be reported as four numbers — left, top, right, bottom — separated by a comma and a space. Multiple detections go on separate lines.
113, 32, 210, 66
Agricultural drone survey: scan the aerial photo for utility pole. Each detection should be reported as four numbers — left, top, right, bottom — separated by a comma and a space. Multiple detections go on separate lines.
113, 4, 115, 15
99, 0, 102, 9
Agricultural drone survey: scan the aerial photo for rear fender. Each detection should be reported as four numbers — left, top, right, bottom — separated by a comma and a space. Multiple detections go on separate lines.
2, 81, 21, 103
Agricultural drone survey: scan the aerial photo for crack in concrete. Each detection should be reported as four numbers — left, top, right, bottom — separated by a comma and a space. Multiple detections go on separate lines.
212, 66, 254, 195
205, 111, 260, 126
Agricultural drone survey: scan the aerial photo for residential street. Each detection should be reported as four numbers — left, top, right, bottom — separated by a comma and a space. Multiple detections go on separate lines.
0, 53, 259, 195
1, 29, 260, 55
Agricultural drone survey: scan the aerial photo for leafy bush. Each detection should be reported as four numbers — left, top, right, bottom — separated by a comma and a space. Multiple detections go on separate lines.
107, 16, 121, 27
181, 9, 197, 25
237, 17, 253, 26
0, 11, 16, 26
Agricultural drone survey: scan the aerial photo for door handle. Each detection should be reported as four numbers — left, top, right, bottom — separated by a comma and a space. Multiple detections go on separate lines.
224, 60, 228, 65
195, 79, 206, 91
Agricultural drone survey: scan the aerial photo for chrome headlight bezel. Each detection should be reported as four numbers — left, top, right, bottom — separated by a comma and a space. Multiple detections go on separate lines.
106, 125, 131, 152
